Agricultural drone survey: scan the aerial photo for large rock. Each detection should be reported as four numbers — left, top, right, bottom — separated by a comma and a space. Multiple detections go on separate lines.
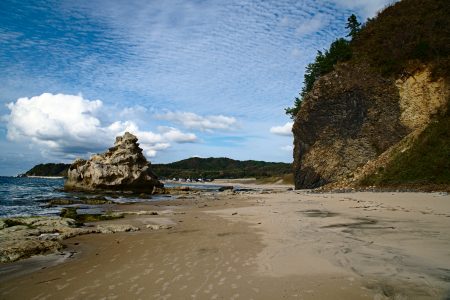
64, 132, 163, 192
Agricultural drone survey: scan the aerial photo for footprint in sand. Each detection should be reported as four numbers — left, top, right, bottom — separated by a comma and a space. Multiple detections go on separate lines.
218, 277, 227, 285
155, 277, 165, 284
128, 283, 139, 292
135, 287, 145, 295
161, 293, 171, 300
162, 282, 170, 291
56, 283, 69, 291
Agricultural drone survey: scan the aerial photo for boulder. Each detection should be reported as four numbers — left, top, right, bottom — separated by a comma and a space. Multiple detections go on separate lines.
64, 132, 163, 193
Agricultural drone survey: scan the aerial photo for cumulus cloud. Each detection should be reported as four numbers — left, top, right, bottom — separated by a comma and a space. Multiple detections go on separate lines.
331, 0, 397, 18
295, 14, 329, 36
5, 93, 197, 158
270, 122, 293, 136
156, 111, 237, 132
281, 145, 294, 151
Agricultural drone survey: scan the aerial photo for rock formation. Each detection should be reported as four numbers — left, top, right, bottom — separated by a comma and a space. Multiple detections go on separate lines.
293, 62, 449, 189
0, 216, 139, 263
64, 132, 163, 192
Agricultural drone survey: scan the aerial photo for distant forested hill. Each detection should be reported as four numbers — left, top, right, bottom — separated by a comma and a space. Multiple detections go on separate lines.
23, 158, 292, 179
24, 163, 70, 177
152, 157, 292, 179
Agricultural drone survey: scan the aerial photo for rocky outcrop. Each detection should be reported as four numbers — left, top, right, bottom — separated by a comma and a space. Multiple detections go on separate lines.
64, 132, 163, 192
293, 63, 405, 188
292, 64, 448, 189
0, 216, 139, 263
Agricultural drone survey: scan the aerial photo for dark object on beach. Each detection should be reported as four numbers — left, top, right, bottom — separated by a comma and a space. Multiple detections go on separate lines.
60, 207, 124, 224
64, 132, 163, 193
218, 186, 233, 192
47, 198, 114, 207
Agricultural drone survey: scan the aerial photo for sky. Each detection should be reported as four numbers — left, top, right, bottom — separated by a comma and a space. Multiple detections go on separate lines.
0, 0, 394, 175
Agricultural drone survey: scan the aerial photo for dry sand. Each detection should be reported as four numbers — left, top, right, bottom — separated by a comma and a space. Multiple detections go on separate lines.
0, 188, 449, 299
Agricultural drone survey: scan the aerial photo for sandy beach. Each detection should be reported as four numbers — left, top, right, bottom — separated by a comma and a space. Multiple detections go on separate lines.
1, 186, 449, 299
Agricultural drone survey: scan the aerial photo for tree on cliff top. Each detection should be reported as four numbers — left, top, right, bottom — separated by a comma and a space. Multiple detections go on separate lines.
346, 14, 361, 39
285, 38, 353, 119
286, 14, 359, 119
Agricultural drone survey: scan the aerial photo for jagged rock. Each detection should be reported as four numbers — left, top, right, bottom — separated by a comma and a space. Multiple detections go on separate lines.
0, 215, 141, 263
96, 224, 140, 234
64, 132, 163, 193
146, 224, 171, 230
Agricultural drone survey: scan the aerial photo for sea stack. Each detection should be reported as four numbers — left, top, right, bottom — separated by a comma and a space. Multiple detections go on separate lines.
64, 132, 163, 193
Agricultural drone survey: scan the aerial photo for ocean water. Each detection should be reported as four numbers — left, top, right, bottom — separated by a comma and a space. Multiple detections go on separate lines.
0, 177, 227, 218
0, 176, 67, 217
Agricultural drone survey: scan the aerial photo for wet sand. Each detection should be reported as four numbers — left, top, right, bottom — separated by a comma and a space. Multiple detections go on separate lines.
1, 188, 449, 299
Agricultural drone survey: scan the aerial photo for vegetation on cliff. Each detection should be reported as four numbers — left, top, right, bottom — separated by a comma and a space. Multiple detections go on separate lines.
24, 163, 69, 177
24, 157, 292, 180
286, 15, 358, 118
287, 0, 449, 119
354, 0, 450, 77
361, 102, 450, 189
290, 0, 449, 189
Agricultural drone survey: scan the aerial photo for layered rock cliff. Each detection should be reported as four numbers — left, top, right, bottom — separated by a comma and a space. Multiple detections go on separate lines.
292, 0, 449, 190
65, 132, 163, 192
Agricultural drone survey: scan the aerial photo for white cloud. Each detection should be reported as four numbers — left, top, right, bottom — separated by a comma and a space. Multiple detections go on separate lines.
270, 122, 293, 136
291, 48, 302, 58
281, 145, 294, 151
331, 0, 397, 18
157, 111, 237, 132
6, 93, 197, 159
296, 14, 329, 36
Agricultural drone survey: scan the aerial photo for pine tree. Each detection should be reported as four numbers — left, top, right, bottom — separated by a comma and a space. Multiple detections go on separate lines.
346, 14, 361, 39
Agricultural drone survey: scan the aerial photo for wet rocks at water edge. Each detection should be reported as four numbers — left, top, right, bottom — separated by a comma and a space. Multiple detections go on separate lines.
64, 132, 163, 193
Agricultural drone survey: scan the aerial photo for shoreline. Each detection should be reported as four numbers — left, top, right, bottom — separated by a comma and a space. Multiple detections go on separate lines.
1, 188, 449, 299
21, 175, 65, 179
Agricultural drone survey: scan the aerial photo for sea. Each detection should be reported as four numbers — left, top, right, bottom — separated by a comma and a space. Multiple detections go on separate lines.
0, 176, 226, 218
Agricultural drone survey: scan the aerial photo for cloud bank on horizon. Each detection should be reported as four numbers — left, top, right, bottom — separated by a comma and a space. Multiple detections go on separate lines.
0, 0, 394, 175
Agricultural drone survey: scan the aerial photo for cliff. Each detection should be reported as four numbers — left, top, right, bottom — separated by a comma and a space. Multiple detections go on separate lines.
292, 0, 449, 190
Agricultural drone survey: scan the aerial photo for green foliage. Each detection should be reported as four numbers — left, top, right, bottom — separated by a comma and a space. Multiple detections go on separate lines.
25, 163, 70, 177
60, 207, 124, 223
152, 157, 292, 179
286, 38, 352, 119
361, 103, 450, 188
353, 0, 450, 77
284, 97, 302, 119
345, 14, 361, 38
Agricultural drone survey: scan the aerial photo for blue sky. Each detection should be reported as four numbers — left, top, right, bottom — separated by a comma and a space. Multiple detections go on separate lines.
0, 0, 393, 175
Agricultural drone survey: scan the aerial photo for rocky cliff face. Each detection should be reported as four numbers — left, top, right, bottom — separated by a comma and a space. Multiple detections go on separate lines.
64, 132, 163, 192
293, 63, 449, 189
292, 0, 450, 190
